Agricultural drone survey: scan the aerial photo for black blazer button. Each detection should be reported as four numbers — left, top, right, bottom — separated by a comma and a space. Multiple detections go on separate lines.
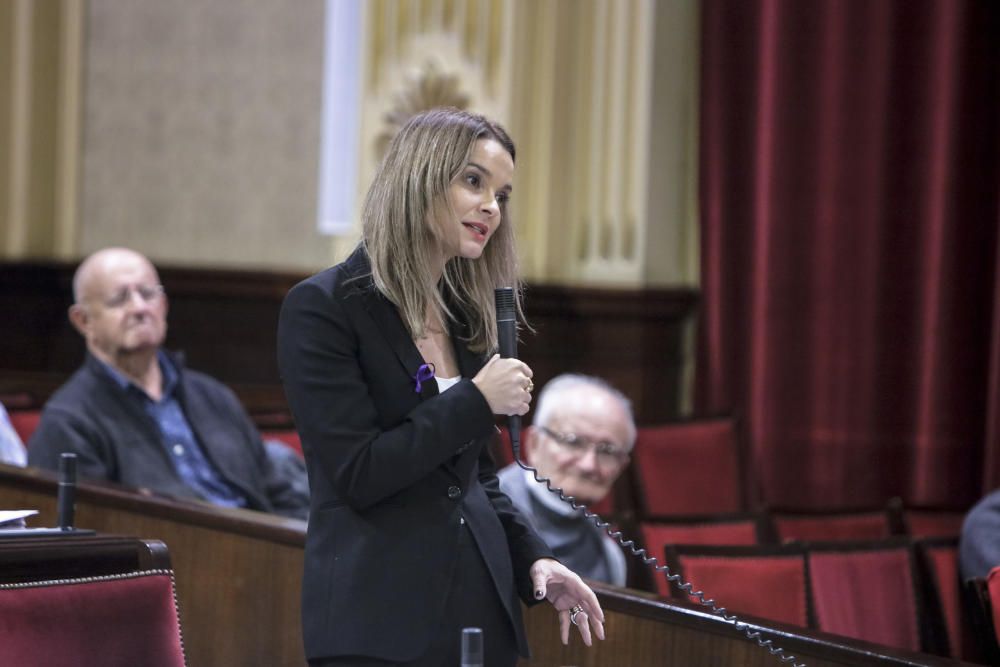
447, 485, 462, 500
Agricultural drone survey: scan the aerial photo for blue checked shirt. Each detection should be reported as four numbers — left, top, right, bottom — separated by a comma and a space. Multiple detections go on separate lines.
100, 352, 248, 508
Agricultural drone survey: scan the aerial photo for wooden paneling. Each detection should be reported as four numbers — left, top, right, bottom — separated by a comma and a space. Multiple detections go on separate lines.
522, 284, 698, 424
0, 464, 978, 667
0, 261, 698, 423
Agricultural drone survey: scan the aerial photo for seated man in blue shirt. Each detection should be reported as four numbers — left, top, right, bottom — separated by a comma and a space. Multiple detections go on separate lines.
28, 247, 308, 519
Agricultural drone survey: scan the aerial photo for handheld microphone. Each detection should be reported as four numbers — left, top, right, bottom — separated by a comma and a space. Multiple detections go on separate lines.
57, 452, 77, 531
494, 287, 521, 459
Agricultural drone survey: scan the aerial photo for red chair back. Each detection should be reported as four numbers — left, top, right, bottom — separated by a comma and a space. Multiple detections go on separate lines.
771, 509, 892, 543
632, 416, 743, 516
987, 568, 1000, 653
914, 538, 971, 659
260, 429, 303, 457
0, 570, 186, 667
642, 517, 762, 597
807, 539, 923, 652
903, 509, 965, 539
968, 571, 1000, 664
8, 409, 41, 443
663, 543, 810, 627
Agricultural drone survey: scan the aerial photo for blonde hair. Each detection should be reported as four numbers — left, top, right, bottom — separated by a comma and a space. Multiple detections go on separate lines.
362, 107, 523, 353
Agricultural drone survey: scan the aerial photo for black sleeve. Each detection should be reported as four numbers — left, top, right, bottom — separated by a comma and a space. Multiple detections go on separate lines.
477, 443, 556, 604
27, 408, 115, 482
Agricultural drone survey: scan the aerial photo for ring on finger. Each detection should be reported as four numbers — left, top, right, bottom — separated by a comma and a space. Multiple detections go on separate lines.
525, 379, 534, 392
569, 604, 584, 626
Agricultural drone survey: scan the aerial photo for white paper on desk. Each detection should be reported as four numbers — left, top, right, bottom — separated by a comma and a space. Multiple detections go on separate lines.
0, 510, 38, 527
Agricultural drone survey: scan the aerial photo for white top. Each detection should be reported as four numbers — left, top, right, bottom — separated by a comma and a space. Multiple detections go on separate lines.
0, 404, 27, 466
435, 375, 461, 393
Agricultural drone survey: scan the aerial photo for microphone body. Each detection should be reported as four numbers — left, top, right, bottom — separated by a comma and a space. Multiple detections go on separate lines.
494, 288, 521, 459
57, 452, 77, 530
460, 627, 483, 667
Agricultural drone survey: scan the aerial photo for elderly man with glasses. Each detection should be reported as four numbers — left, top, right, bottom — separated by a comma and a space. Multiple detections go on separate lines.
498, 374, 635, 586
27, 247, 308, 519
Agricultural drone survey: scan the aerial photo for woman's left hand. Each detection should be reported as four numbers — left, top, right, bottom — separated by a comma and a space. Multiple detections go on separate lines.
529, 558, 606, 646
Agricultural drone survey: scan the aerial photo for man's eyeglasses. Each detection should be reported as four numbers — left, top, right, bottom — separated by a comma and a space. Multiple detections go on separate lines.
101, 284, 165, 309
537, 426, 629, 466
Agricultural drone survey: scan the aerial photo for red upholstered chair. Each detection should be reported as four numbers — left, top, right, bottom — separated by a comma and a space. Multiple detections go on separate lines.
662, 543, 811, 628
641, 514, 766, 597
902, 509, 966, 540
260, 429, 303, 457
914, 537, 975, 660
8, 409, 41, 444
769, 507, 894, 543
806, 538, 927, 652
631, 416, 744, 517
0, 569, 186, 667
968, 568, 1000, 665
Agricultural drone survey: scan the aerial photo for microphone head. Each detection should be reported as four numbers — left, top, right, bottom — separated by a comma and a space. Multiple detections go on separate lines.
59, 452, 77, 483
461, 627, 483, 666
494, 287, 515, 322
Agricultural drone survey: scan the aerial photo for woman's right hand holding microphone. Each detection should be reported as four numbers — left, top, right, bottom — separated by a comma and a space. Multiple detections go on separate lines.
472, 354, 534, 416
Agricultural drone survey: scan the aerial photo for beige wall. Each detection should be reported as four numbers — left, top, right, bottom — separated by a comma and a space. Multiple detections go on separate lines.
1, 0, 699, 286
79, 1, 329, 271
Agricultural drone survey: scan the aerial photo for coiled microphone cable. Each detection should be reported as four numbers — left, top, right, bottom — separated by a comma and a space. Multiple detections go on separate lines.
513, 454, 806, 667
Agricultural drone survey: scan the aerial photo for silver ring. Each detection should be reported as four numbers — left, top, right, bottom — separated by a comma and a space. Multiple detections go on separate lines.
569, 604, 584, 625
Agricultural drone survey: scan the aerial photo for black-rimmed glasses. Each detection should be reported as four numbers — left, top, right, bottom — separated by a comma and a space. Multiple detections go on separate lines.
536, 426, 629, 467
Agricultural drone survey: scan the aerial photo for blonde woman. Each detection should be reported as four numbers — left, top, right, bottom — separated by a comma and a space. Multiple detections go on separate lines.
278, 108, 605, 666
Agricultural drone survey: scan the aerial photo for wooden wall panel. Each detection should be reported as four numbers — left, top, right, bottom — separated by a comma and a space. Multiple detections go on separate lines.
0, 261, 697, 424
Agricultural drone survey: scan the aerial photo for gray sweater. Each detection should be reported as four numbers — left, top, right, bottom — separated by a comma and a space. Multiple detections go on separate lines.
497, 464, 626, 586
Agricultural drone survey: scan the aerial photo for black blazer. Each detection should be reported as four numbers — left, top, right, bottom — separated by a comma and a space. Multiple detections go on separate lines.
277, 248, 553, 661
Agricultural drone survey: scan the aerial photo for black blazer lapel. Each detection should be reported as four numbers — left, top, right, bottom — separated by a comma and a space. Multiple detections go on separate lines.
341, 246, 439, 400
360, 290, 439, 401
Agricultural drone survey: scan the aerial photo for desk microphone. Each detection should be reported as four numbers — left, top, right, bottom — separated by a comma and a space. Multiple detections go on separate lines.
460, 627, 483, 667
494, 287, 521, 459
57, 452, 77, 531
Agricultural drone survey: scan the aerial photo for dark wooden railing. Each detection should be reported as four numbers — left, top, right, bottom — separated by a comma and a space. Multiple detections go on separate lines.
0, 464, 979, 667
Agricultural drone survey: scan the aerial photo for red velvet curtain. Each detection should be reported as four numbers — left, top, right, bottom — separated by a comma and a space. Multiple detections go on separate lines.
697, 0, 1000, 509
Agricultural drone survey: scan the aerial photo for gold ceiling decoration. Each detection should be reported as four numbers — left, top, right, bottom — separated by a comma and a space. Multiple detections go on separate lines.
375, 61, 471, 159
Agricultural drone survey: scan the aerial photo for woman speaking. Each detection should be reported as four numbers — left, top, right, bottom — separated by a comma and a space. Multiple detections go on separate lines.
278, 108, 605, 666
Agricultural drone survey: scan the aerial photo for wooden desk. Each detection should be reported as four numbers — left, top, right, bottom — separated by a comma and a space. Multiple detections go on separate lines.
0, 464, 307, 667
523, 583, 978, 666
0, 464, 979, 666
0, 532, 170, 583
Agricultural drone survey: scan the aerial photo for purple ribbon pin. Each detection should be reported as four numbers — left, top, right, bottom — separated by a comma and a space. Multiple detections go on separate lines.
413, 363, 435, 393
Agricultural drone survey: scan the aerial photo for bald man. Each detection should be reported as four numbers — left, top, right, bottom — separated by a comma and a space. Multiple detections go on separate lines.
497, 374, 634, 586
28, 247, 308, 519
